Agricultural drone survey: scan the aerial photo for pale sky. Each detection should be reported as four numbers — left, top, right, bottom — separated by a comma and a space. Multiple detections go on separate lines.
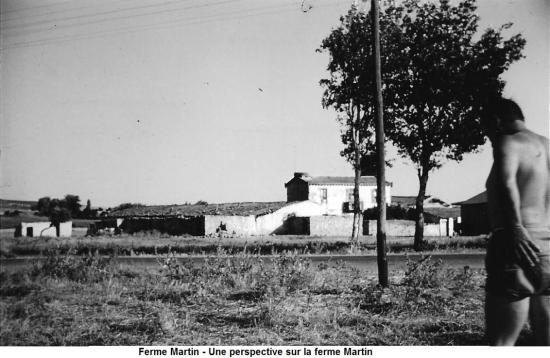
1, 0, 548, 207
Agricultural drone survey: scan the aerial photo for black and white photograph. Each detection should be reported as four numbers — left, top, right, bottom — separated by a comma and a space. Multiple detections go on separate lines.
0, 0, 549, 348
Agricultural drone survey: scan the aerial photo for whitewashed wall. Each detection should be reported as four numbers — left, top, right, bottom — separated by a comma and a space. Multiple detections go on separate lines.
205, 201, 327, 236
19, 222, 55, 237
255, 200, 326, 235
309, 184, 392, 215
58, 221, 72, 237
18, 221, 73, 237
367, 219, 453, 237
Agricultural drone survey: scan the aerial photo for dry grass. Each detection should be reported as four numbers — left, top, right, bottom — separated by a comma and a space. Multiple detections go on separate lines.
0, 234, 487, 258
1, 250, 534, 346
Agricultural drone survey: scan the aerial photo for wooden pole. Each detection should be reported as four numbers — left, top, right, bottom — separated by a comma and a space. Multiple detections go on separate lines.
352, 103, 361, 245
371, 0, 388, 287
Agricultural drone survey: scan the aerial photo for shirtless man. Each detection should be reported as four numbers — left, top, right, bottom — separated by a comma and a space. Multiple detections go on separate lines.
483, 97, 550, 345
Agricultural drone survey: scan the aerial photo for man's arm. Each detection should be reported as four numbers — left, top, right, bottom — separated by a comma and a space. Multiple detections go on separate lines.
493, 137, 540, 266
545, 138, 550, 222
546, 176, 550, 226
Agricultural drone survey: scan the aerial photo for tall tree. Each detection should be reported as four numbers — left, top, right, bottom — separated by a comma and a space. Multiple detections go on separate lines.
320, 0, 525, 250
64, 194, 81, 217
82, 199, 92, 218
319, 6, 377, 244
49, 206, 72, 226
36, 197, 51, 216
380, 0, 525, 250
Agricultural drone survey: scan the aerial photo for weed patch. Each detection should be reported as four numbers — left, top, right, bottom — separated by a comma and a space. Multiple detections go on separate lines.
0, 251, 500, 345
31, 249, 113, 283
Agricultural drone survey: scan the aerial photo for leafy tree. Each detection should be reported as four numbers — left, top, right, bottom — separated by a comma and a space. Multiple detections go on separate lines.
36, 197, 51, 216
320, 0, 525, 250
64, 194, 81, 217
380, 0, 525, 249
318, 5, 377, 242
82, 199, 93, 218
364, 204, 416, 220
35, 195, 81, 222
4, 210, 21, 217
50, 206, 72, 226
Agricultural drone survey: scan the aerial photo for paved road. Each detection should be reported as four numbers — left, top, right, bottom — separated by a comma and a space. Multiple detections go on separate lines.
0, 253, 485, 273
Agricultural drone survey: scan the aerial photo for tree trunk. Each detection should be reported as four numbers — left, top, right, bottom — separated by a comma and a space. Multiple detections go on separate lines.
414, 169, 429, 251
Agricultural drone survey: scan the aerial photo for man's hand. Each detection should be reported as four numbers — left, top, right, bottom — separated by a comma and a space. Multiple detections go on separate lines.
506, 226, 541, 268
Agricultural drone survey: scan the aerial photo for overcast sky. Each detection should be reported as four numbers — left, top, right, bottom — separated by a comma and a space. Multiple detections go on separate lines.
1, 0, 548, 207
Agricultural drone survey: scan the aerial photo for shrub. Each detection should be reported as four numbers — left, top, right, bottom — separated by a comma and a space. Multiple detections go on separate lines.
158, 248, 312, 300
403, 255, 443, 289
32, 249, 113, 282
363, 205, 416, 220
110, 203, 145, 212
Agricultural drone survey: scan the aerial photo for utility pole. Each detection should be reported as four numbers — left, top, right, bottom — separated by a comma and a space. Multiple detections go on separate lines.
371, 0, 388, 287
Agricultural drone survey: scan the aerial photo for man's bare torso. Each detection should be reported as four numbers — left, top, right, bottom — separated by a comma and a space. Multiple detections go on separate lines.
486, 129, 550, 232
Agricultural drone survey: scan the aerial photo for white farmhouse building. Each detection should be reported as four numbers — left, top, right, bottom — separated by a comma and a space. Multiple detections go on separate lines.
284, 172, 392, 215
15, 221, 72, 238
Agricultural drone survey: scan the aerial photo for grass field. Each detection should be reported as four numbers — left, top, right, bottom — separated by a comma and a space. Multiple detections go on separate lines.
0, 234, 487, 257
4, 250, 533, 345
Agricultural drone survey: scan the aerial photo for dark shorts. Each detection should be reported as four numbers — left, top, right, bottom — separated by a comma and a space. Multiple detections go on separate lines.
485, 229, 550, 300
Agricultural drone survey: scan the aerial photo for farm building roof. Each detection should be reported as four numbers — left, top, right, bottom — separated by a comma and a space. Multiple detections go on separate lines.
424, 207, 461, 219
391, 196, 417, 206
309, 176, 380, 185
289, 176, 391, 186
285, 173, 392, 187
108, 202, 289, 218
456, 191, 487, 205
392, 195, 452, 208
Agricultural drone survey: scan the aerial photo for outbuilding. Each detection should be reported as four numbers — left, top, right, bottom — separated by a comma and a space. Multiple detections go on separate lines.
107, 201, 327, 236
15, 221, 72, 238
456, 191, 489, 235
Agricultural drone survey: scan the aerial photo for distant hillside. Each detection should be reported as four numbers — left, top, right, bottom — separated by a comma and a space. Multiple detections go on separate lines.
0, 213, 97, 229
0, 214, 49, 229
0, 199, 36, 210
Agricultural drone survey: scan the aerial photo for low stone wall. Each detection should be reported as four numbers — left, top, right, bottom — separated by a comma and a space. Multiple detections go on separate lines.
255, 213, 288, 235
255, 201, 327, 235
120, 217, 205, 236
367, 219, 444, 236
204, 215, 256, 236
309, 215, 363, 236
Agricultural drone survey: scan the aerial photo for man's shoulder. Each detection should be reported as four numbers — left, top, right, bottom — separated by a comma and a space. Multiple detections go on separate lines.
495, 134, 523, 150
527, 131, 549, 153
536, 132, 550, 147
500, 130, 546, 146
493, 133, 529, 161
